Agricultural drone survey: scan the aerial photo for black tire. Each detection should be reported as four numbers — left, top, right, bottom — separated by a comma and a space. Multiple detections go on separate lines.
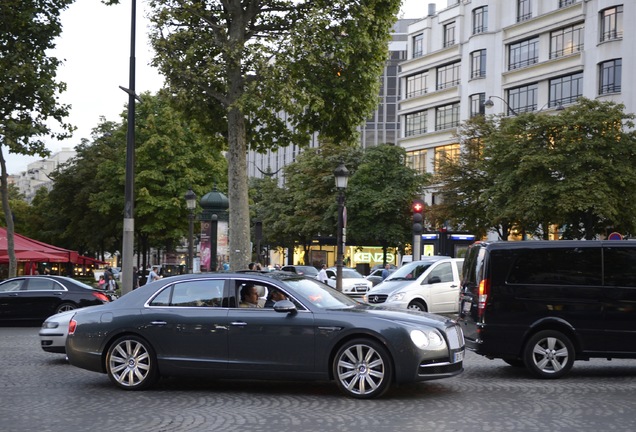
407, 300, 427, 312
106, 335, 158, 390
523, 330, 575, 379
333, 338, 393, 399
55, 302, 76, 314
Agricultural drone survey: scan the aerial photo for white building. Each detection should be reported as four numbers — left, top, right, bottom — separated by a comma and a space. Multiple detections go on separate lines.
399, 0, 631, 206
12, 148, 76, 203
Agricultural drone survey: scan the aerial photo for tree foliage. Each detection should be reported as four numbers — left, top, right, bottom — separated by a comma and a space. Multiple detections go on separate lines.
435, 98, 636, 240
0, 0, 75, 276
139, 0, 401, 269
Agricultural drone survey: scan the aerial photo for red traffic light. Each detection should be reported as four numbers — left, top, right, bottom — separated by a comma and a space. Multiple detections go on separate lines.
412, 200, 424, 213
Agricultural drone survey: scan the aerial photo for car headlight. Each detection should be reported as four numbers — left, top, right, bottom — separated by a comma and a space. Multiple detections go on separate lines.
388, 292, 406, 302
410, 329, 445, 349
42, 322, 59, 329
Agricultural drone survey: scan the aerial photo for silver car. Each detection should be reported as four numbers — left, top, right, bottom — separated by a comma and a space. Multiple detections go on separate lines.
364, 257, 464, 313
39, 309, 76, 354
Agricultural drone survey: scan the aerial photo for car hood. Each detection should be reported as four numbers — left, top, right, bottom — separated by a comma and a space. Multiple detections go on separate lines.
347, 303, 452, 327
367, 280, 414, 294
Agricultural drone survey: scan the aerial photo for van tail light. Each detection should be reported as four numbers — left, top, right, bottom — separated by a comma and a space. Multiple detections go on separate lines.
68, 319, 77, 335
477, 278, 490, 319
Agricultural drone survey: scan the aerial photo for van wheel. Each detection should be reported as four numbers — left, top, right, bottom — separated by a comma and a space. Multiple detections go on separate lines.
523, 330, 574, 379
407, 300, 427, 312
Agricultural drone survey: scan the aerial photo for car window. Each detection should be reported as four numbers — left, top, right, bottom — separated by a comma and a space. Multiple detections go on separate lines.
388, 261, 435, 280
326, 270, 336, 278
149, 279, 225, 307
0, 279, 24, 292
428, 262, 453, 283
604, 246, 636, 287
26, 278, 62, 291
507, 247, 602, 286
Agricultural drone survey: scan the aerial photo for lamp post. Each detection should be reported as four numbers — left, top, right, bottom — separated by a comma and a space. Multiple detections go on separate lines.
483, 95, 519, 116
334, 162, 349, 292
185, 189, 197, 274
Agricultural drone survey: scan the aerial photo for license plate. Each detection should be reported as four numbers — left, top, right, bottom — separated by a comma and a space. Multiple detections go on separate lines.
453, 350, 464, 363
462, 301, 471, 313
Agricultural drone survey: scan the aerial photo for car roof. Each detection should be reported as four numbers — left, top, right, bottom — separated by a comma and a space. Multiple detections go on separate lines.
475, 240, 636, 251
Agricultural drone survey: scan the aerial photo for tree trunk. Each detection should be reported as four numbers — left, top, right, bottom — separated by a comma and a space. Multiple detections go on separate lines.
227, 106, 250, 271
0, 148, 16, 277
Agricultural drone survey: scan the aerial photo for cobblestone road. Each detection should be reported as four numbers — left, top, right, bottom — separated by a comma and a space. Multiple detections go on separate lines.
1, 326, 635, 432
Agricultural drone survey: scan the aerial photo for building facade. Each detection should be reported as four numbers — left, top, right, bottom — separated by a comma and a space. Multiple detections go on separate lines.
399, 0, 631, 206
10, 148, 76, 203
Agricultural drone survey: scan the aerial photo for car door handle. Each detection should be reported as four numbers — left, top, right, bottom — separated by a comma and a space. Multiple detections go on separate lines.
150, 321, 167, 326
231, 321, 248, 327
450, 284, 457, 288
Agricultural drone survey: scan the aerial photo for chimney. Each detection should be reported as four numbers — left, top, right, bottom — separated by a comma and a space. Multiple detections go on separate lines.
428, 3, 436, 16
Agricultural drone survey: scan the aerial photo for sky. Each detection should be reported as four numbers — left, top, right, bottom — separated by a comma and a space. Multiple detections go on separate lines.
6, 0, 446, 174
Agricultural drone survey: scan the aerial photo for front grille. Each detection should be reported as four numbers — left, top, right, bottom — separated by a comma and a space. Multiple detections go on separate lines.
352, 285, 369, 293
367, 294, 387, 304
445, 324, 464, 350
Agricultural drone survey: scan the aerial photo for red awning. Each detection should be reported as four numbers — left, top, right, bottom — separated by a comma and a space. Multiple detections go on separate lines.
0, 228, 84, 264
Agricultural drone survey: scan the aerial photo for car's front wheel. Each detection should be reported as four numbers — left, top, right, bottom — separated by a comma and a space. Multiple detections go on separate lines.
407, 300, 427, 312
523, 330, 575, 379
106, 335, 158, 390
333, 338, 393, 399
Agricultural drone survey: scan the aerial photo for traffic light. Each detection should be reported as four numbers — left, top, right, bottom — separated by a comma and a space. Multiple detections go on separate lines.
412, 199, 424, 234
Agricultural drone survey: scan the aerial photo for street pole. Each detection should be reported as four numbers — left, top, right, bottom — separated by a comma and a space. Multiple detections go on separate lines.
211, 214, 218, 271
336, 190, 344, 292
121, 0, 137, 296
187, 211, 194, 273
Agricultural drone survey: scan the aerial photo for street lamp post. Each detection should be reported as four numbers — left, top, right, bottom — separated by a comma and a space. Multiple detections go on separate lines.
185, 189, 197, 274
483, 95, 519, 116
333, 163, 349, 292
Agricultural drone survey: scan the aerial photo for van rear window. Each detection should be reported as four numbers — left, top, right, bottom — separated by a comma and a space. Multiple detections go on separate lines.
507, 247, 601, 286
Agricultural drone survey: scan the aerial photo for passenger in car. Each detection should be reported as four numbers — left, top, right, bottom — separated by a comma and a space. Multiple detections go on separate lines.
239, 284, 261, 308
264, 288, 287, 308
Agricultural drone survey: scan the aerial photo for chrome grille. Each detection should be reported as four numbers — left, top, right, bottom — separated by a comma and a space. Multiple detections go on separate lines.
366, 294, 387, 304
445, 324, 464, 350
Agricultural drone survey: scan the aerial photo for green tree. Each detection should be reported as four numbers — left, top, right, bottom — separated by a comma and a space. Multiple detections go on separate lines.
347, 144, 429, 262
0, 0, 75, 276
136, 0, 400, 269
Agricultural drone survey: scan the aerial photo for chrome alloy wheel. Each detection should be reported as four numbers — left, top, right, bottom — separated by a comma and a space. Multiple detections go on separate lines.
107, 338, 154, 389
530, 336, 569, 374
335, 341, 390, 398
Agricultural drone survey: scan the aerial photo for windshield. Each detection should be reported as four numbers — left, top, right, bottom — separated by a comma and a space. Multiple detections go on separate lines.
283, 278, 359, 309
342, 269, 364, 279
387, 261, 436, 281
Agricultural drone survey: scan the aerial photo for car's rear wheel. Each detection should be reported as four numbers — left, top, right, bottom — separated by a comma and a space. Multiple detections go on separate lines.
333, 338, 393, 399
106, 335, 158, 390
55, 302, 76, 314
523, 330, 574, 379
407, 300, 427, 312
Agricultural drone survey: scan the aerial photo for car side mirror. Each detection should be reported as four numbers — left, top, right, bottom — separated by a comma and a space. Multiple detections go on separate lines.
428, 276, 442, 284
273, 299, 297, 314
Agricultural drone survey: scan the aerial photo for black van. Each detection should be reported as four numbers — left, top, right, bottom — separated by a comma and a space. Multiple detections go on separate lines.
458, 240, 636, 378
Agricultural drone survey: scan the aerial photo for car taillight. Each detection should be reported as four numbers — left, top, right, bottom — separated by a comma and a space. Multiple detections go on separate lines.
477, 278, 490, 319
68, 319, 77, 335
93, 292, 110, 302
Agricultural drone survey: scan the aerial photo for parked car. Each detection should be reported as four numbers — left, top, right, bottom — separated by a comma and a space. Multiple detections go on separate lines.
459, 240, 636, 379
366, 268, 395, 286
66, 272, 465, 398
324, 267, 373, 297
363, 257, 464, 314
39, 309, 76, 354
0, 276, 111, 323
280, 265, 319, 278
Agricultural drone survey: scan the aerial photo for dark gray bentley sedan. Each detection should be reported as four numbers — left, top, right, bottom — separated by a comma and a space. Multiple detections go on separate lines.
66, 271, 464, 398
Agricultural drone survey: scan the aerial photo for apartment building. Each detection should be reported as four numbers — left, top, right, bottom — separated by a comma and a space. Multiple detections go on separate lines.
399, 0, 632, 205
11, 149, 76, 203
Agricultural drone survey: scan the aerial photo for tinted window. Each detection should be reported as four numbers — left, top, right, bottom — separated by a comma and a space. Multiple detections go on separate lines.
507, 247, 602, 286
27, 279, 62, 291
604, 246, 636, 287
0, 280, 24, 292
